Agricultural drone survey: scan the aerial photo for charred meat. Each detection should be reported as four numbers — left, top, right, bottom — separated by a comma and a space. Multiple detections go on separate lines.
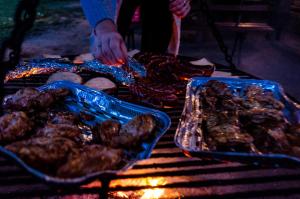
0, 112, 33, 144
3, 88, 69, 112
5, 137, 78, 173
48, 111, 79, 125
36, 123, 82, 142
196, 80, 298, 156
95, 114, 156, 148
57, 145, 124, 178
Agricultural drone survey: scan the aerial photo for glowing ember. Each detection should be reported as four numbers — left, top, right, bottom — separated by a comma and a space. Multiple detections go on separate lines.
110, 177, 168, 199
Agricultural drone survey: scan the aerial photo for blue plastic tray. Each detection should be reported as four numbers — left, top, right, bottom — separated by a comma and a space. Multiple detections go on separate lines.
175, 77, 300, 167
0, 81, 171, 185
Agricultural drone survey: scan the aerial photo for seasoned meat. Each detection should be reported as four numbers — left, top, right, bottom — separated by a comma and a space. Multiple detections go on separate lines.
244, 85, 284, 110
3, 88, 70, 112
95, 120, 121, 144
0, 112, 33, 144
120, 114, 156, 138
131, 52, 214, 107
287, 124, 300, 146
36, 124, 82, 142
3, 88, 46, 112
48, 112, 79, 125
246, 125, 290, 154
204, 111, 253, 152
206, 124, 254, 152
5, 137, 78, 173
95, 114, 156, 148
57, 145, 123, 178
239, 108, 287, 128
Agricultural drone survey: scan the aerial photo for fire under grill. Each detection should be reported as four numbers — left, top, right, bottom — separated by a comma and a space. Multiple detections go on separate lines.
1, 66, 300, 199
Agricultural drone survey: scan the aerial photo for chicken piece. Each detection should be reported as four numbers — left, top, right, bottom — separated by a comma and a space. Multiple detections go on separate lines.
239, 108, 287, 129
48, 112, 79, 125
96, 114, 156, 148
95, 120, 121, 144
36, 124, 82, 142
5, 137, 78, 173
120, 114, 156, 139
248, 125, 290, 154
244, 85, 284, 110
57, 145, 124, 178
205, 111, 239, 130
287, 124, 300, 146
46, 88, 70, 99
203, 80, 233, 98
3, 88, 70, 112
0, 112, 32, 144
206, 124, 254, 152
3, 88, 45, 112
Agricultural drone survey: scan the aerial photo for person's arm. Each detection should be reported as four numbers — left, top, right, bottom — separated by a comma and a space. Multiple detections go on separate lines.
80, 0, 117, 28
80, 0, 127, 65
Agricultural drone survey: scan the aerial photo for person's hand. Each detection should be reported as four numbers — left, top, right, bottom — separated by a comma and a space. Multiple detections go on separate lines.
93, 20, 128, 66
169, 0, 191, 18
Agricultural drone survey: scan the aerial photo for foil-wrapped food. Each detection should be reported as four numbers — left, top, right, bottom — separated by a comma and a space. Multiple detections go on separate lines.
175, 78, 300, 165
0, 82, 170, 182
5, 53, 214, 108
5, 57, 145, 85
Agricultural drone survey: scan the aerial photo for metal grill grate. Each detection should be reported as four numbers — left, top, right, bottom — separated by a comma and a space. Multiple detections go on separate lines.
1, 67, 300, 199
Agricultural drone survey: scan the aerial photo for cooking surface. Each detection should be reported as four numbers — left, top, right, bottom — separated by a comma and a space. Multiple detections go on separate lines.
1, 66, 300, 198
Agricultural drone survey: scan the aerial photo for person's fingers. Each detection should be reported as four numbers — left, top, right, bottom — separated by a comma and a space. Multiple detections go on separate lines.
119, 39, 128, 64
98, 40, 112, 65
101, 37, 117, 65
169, 0, 182, 9
109, 37, 125, 65
177, 3, 191, 18
169, 0, 185, 12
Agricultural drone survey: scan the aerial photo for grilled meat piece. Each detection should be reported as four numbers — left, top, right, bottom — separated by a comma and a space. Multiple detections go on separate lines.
36, 123, 82, 142
57, 145, 123, 178
204, 111, 253, 152
244, 85, 284, 110
206, 124, 254, 152
0, 112, 33, 144
95, 114, 156, 148
129, 82, 178, 107
239, 108, 287, 128
5, 137, 78, 173
3, 88, 70, 112
246, 125, 290, 154
132, 52, 214, 107
287, 124, 300, 146
120, 114, 156, 139
95, 120, 121, 145
3, 88, 47, 112
48, 111, 79, 125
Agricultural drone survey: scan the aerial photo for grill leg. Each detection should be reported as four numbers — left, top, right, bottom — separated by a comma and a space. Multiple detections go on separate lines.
100, 178, 111, 199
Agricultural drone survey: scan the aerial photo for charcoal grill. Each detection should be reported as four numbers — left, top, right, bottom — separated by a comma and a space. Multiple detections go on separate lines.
1, 64, 300, 199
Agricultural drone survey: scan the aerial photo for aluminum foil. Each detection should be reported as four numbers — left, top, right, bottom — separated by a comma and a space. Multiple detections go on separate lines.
175, 77, 300, 167
82, 57, 146, 85
5, 57, 146, 85
5, 58, 78, 82
0, 81, 171, 185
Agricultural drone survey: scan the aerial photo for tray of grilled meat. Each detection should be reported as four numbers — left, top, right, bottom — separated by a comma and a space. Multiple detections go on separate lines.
175, 77, 300, 167
0, 81, 171, 185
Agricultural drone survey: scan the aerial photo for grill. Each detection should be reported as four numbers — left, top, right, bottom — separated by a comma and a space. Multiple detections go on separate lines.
1, 65, 300, 199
